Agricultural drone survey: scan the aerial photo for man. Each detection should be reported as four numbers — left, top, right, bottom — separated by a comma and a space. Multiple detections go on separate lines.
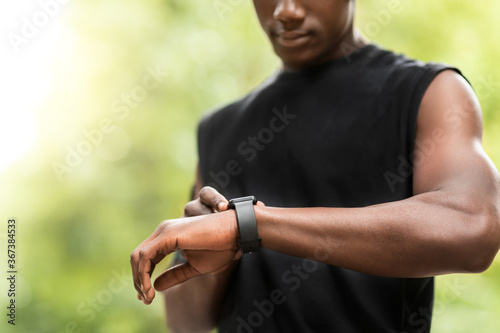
130, 1, 500, 332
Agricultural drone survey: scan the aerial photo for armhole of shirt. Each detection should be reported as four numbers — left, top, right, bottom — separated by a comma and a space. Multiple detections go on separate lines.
406, 64, 464, 163
197, 113, 212, 187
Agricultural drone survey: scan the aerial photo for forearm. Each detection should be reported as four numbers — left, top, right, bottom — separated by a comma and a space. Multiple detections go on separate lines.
163, 263, 236, 333
256, 190, 499, 278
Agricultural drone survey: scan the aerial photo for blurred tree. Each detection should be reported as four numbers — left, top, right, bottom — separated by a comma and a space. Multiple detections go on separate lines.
0, 1, 498, 332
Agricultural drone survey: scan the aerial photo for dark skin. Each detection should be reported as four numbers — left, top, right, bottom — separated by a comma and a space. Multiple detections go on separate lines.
253, 0, 365, 71
130, 1, 500, 332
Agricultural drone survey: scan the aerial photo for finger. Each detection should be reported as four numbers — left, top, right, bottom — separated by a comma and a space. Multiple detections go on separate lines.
131, 231, 162, 299
199, 186, 228, 212
131, 250, 149, 301
137, 237, 175, 301
234, 248, 243, 260
183, 199, 212, 217
217, 201, 229, 211
136, 292, 152, 305
138, 252, 159, 302
153, 261, 202, 291
130, 223, 167, 300
220, 199, 264, 211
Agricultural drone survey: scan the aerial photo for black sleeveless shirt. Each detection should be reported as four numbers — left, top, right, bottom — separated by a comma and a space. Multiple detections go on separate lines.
197, 44, 460, 333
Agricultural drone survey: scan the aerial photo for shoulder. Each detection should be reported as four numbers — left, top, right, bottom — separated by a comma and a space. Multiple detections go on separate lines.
412, 69, 489, 197
418, 69, 482, 140
363, 44, 456, 82
348, 45, 461, 107
197, 96, 246, 142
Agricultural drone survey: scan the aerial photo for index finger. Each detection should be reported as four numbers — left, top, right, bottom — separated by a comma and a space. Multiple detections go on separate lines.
130, 223, 166, 303
137, 234, 177, 302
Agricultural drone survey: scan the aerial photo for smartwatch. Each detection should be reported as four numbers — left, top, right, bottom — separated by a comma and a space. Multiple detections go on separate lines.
228, 196, 261, 254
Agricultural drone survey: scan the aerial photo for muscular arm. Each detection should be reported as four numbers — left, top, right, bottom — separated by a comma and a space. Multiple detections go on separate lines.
132, 71, 500, 312
256, 71, 500, 277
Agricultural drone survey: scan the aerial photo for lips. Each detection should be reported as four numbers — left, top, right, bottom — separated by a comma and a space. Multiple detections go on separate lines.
272, 29, 312, 48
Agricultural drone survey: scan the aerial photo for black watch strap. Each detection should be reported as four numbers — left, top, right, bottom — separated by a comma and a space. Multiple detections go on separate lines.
228, 196, 260, 254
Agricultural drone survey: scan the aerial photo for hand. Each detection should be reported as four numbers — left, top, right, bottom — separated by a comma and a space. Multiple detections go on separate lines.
183, 185, 264, 218
130, 186, 266, 305
130, 210, 241, 304
183, 186, 230, 217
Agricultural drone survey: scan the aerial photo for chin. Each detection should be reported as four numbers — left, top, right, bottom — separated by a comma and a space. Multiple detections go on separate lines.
279, 54, 321, 71
274, 43, 327, 71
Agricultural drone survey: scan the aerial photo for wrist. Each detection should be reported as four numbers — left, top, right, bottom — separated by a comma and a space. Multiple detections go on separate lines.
228, 196, 261, 254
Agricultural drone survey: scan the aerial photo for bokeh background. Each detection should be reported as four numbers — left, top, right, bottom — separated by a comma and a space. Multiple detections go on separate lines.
1, 0, 499, 332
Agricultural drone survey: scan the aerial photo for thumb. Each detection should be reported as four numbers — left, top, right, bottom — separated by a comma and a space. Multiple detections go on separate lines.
199, 186, 228, 212
153, 262, 202, 291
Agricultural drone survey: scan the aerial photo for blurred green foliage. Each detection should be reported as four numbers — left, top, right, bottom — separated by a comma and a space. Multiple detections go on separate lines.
1, 0, 499, 332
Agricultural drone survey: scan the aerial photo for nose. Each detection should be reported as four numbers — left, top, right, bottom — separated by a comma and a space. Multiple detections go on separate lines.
273, 0, 306, 29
